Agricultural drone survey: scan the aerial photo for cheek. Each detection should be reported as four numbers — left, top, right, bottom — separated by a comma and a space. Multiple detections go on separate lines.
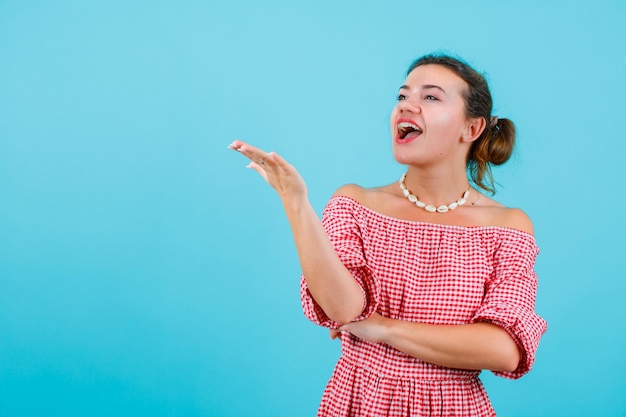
432, 110, 465, 134
432, 110, 455, 125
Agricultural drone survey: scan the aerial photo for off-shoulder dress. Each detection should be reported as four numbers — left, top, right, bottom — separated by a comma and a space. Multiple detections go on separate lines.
301, 196, 547, 417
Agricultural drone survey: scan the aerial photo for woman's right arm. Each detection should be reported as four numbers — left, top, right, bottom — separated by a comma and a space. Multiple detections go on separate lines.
229, 140, 364, 324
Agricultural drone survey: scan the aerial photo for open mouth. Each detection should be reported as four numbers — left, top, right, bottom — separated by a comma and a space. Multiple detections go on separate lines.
397, 121, 423, 141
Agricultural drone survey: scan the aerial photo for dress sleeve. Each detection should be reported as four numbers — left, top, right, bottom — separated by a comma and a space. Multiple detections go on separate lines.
300, 197, 380, 329
470, 232, 548, 379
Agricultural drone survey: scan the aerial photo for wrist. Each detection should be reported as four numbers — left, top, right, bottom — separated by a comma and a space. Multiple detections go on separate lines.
378, 315, 395, 345
281, 195, 312, 217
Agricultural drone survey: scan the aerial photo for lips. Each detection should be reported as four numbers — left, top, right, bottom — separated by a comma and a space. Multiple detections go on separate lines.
395, 118, 423, 143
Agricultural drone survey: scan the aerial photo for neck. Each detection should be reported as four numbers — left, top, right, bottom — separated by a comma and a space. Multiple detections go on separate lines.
402, 166, 471, 206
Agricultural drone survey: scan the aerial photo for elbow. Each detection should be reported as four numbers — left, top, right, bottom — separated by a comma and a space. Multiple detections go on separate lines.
485, 324, 522, 373
494, 344, 521, 373
327, 304, 364, 326
500, 353, 521, 373
328, 310, 361, 326
305, 276, 366, 325
331, 316, 353, 326
321, 293, 365, 325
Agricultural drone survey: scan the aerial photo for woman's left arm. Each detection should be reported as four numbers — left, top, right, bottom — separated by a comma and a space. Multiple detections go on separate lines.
336, 313, 520, 373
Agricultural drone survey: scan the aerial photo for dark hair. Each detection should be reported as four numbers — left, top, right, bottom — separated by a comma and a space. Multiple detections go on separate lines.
407, 54, 515, 194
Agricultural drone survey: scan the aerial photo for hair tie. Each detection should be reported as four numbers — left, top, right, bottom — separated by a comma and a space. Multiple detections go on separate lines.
489, 116, 500, 131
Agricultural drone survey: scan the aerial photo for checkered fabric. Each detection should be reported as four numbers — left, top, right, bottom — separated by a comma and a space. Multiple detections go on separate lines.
301, 196, 547, 417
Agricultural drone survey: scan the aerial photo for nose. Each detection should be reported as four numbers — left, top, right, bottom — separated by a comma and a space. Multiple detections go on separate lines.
397, 97, 421, 114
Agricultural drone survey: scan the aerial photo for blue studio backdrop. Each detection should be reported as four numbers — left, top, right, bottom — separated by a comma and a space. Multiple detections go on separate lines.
1, 1, 625, 416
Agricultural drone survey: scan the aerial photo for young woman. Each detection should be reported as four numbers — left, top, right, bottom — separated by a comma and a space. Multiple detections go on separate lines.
229, 54, 547, 417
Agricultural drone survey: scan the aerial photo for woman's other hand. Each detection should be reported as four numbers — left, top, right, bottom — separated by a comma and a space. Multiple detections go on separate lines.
334, 313, 389, 344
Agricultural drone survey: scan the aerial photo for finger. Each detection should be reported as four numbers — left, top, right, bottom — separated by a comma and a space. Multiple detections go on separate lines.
228, 140, 271, 165
227, 139, 245, 151
336, 324, 348, 333
246, 161, 269, 181
267, 151, 287, 165
229, 141, 292, 174
235, 142, 267, 158
241, 148, 274, 168
330, 329, 340, 340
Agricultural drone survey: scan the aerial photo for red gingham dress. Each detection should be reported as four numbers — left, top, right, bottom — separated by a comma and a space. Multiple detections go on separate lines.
301, 196, 547, 417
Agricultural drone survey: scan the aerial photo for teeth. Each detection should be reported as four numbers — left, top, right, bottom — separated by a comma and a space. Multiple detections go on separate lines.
398, 122, 421, 132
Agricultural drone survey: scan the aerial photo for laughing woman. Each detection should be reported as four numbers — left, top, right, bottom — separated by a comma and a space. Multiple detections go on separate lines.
228, 54, 547, 417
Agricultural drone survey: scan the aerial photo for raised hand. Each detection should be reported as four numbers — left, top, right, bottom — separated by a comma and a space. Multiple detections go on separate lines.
228, 139, 308, 203
229, 139, 365, 326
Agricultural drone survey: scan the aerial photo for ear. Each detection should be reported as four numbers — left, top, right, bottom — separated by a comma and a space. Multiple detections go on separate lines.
461, 116, 486, 143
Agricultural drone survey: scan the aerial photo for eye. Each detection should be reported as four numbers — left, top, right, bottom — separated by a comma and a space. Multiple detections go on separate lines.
397, 94, 407, 101
424, 94, 439, 101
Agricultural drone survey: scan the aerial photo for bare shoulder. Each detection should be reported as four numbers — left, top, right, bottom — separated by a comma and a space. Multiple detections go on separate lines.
332, 183, 394, 208
332, 183, 366, 199
494, 207, 535, 235
332, 183, 387, 200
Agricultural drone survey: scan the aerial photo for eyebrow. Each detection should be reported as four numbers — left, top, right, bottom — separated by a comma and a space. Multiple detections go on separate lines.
399, 84, 447, 94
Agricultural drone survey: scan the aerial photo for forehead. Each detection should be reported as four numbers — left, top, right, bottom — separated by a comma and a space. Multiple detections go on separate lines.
404, 64, 468, 93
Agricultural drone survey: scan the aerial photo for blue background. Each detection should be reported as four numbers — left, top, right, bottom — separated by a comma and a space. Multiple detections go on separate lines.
1, 1, 625, 416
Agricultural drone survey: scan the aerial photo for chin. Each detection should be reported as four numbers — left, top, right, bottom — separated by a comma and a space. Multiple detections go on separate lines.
392, 147, 415, 165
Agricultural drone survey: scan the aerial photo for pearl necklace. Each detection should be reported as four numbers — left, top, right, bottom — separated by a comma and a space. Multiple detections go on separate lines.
399, 172, 470, 213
